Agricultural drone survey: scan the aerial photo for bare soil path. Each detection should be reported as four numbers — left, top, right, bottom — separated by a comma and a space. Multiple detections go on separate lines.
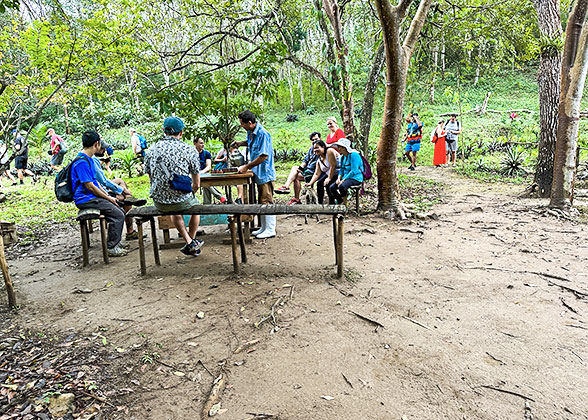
3, 167, 588, 420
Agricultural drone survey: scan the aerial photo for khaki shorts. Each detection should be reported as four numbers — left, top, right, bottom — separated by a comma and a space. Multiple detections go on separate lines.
257, 182, 274, 204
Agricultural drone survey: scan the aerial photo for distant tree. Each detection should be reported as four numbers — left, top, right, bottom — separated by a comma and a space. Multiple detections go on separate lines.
550, 0, 588, 210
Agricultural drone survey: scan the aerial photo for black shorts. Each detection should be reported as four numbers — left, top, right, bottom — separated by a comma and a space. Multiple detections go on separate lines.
15, 156, 28, 170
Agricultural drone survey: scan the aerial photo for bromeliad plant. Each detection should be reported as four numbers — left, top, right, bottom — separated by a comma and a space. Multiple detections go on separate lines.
501, 147, 526, 176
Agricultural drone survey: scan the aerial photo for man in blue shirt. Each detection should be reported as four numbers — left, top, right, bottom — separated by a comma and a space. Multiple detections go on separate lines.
72, 131, 127, 257
233, 110, 277, 239
403, 113, 423, 171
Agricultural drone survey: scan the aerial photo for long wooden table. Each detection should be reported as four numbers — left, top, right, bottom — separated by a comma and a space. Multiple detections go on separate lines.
128, 204, 348, 278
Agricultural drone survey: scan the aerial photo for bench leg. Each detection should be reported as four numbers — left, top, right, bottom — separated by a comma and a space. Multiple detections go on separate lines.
149, 217, 160, 266
163, 229, 170, 244
100, 217, 109, 264
237, 215, 247, 263
137, 221, 146, 276
88, 220, 94, 233
355, 190, 360, 214
332, 215, 338, 267
336, 215, 344, 278
80, 220, 89, 267
228, 217, 240, 274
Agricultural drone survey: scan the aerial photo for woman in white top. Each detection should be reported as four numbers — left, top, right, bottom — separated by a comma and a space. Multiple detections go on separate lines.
305, 140, 339, 204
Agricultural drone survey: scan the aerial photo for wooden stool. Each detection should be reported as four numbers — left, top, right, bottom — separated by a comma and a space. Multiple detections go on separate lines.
348, 184, 362, 214
76, 209, 109, 267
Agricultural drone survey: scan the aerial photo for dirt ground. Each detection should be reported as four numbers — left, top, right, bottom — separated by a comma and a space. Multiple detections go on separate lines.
2, 167, 588, 420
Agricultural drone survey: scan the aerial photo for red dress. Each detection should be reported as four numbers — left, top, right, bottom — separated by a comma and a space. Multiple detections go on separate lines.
326, 128, 345, 144
432, 129, 447, 166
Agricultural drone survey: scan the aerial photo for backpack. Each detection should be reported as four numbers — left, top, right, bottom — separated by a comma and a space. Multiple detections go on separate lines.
55, 155, 90, 202
138, 134, 148, 150
359, 154, 372, 181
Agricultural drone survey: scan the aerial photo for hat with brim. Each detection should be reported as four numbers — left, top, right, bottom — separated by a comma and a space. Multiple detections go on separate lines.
331, 138, 354, 154
163, 116, 184, 134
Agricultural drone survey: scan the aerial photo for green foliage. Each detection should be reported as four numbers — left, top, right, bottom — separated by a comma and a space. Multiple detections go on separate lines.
115, 149, 140, 178
305, 105, 316, 115
501, 147, 526, 176
28, 124, 47, 159
285, 113, 299, 122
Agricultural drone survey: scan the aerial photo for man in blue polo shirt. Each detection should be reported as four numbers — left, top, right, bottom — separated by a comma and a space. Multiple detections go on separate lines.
233, 110, 276, 239
72, 130, 127, 257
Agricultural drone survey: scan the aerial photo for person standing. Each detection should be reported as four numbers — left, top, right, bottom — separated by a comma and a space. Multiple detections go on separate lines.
445, 113, 462, 166
325, 117, 345, 145
48, 128, 68, 170
403, 113, 423, 171
193, 137, 227, 204
233, 110, 277, 239
12, 130, 37, 184
144, 117, 203, 256
327, 138, 363, 204
71, 131, 127, 257
431, 120, 447, 167
0, 141, 17, 187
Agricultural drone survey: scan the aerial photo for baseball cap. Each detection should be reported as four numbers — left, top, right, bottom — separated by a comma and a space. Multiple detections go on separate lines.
163, 116, 185, 134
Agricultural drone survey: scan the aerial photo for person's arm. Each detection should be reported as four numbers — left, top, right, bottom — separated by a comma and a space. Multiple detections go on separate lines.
214, 149, 227, 163
238, 154, 266, 174
231, 140, 247, 148
300, 146, 313, 169
453, 124, 462, 135
201, 158, 212, 174
131, 136, 139, 154
83, 182, 118, 204
326, 149, 338, 182
192, 173, 200, 192
342, 153, 363, 181
307, 164, 321, 187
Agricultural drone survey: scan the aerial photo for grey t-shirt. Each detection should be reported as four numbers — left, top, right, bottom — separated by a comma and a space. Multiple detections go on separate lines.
445, 120, 460, 142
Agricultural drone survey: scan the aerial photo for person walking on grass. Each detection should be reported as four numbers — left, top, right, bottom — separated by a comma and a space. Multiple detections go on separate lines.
71, 130, 127, 257
12, 130, 38, 184
445, 113, 462, 166
403, 113, 423, 171
145, 117, 203, 256
48, 128, 67, 171
0, 141, 17, 187
275, 132, 321, 205
232, 110, 277, 239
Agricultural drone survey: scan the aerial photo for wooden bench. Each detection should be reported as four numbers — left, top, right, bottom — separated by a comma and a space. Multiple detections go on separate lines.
76, 209, 109, 267
127, 204, 348, 278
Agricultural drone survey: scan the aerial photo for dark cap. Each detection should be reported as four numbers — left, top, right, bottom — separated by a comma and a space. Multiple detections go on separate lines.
163, 116, 184, 134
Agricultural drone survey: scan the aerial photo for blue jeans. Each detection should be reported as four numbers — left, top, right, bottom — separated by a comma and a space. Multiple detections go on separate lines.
327, 178, 361, 204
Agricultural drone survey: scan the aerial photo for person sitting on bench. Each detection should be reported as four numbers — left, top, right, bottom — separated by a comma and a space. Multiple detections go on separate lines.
93, 139, 146, 240
145, 116, 203, 256
305, 140, 340, 204
72, 131, 127, 257
327, 138, 363, 205
194, 137, 227, 204
275, 132, 321, 205
214, 144, 246, 203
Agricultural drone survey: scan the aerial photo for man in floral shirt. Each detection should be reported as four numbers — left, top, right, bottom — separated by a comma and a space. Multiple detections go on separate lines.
144, 117, 203, 256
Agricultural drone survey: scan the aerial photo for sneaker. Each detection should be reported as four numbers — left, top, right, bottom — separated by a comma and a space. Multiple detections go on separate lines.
180, 239, 203, 256
235, 198, 243, 204
287, 198, 301, 205
119, 241, 130, 249
275, 185, 290, 194
121, 196, 147, 206
125, 231, 147, 240
220, 197, 227, 204
11, 182, 17, 186
107, 245, 128, 257
19, 180, 24, 185
408, 166, 415, 171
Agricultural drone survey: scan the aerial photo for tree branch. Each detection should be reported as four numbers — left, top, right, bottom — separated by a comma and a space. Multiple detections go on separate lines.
402, 0, 433, 54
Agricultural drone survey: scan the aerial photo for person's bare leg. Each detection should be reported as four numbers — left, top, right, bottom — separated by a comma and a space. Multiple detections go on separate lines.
188, 215, 200, 240
412, 152, 418, 167
451, 152, 457, 165
24, 169, 35, 178
172, 215, 192, 244
293, 173, 304, 200
17, 169, 23, 182
404, 151, 411, 163
237, 185, 244, 201
4, 170, 15, 182
283, 166, 299, 188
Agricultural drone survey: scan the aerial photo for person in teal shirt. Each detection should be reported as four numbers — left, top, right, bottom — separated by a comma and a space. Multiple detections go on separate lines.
328, 138, 363, 204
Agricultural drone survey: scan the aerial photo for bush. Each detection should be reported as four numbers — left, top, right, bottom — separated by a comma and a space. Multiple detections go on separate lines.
285, 114, 299, 122
305, 105, 316, 115
501, 147, 526, 176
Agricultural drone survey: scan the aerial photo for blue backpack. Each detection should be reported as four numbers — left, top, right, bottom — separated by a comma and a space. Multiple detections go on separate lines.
138, 134, 148, 150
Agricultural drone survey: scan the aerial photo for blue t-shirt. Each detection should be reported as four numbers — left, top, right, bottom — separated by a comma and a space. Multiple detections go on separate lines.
339, 152, 364, 183
71, 152, 99, 205
246, 123, 276, 185
198, 149, 213, 171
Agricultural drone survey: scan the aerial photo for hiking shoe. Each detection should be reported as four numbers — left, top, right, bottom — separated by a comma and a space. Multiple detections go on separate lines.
125, 231, 146, 240
275, 185, 290, 194
408, 166, 415, 171
235, 198, 243, 204
121, 196, 147, 206
180, 239, 203, 256
287, 198, 301, 205
107, 245, 128, 257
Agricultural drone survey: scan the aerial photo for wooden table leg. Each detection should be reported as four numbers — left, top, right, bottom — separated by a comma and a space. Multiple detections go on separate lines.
228, 216, 240, 274
137, 221, 146, 276
100, 217, 109, 264
149, 217, 160, 266
236, 215, 247, 263
332, 215, 338, 267
80, 220, 89, 267
336, 215, 344, 278
163, 229, 170, 244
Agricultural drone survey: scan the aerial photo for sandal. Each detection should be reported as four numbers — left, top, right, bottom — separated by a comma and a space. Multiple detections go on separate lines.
287, 198, 301, 205
275, 185, 290, 194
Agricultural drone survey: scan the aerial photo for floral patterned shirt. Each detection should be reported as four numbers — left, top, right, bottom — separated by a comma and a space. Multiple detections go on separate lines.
144, 136, 200, 204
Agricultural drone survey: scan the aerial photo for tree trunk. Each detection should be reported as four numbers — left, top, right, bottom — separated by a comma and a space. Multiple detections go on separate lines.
429, 43, 439, 104
533, 0, 562, 197
63, 102, 70, 135
441, 35, 446, 80
359, 42, 386, 155
287, 66, 295, 112
374, 0, 432, 216
550, 0, 588, 209
474, 45, 483, 85
480, 91, 491, 114
298, 69, 306, 109
322, 0, 356, 140
313, 0, 339, 101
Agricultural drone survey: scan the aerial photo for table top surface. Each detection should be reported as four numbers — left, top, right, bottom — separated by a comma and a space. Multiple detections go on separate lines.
200, 171, 254, 179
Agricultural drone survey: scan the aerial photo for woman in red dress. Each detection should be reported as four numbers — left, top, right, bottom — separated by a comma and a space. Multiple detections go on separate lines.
326, 117, 345, 144
431, 120, 447, 167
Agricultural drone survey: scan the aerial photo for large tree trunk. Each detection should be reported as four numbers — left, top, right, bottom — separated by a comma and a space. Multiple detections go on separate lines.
359, 43, 386, 155
550, 0, 588, 209
374, 0, 432, 216
323, 0, 356, 140
533, 0, 562, 197
429, 42, 439, 104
